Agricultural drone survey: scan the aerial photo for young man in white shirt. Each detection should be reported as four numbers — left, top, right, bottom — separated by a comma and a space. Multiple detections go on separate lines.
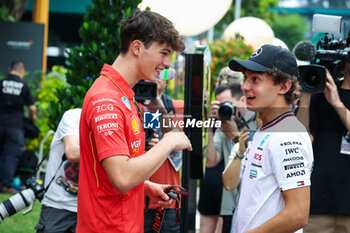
226, 44, 314, 233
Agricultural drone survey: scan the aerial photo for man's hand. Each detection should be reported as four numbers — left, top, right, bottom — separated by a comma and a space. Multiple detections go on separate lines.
210, 100, 239, 139
238, 128, 250, 157
220, 118, 239, 140
162, 129, 192, 151
144, 181, 174, 208
209, 100, 220, 119
147, 133, 159, 147
143, 98, 167, 114
324, 69, 343, 109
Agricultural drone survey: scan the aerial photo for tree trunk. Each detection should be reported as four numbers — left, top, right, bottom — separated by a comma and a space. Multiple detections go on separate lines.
0, 0, 28, 21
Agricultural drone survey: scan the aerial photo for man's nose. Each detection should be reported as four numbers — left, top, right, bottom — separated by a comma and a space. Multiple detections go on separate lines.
164, 56, 171, 68
241, 80, 250, 91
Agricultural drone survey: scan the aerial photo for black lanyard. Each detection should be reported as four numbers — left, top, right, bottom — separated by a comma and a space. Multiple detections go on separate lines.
152, 185, 189, 232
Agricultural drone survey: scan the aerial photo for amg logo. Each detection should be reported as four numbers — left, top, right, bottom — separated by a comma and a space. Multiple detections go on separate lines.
284, 162, 304, 170
286, 170, 306, 178
285, 147, 299, 155
282, 156, 304, 162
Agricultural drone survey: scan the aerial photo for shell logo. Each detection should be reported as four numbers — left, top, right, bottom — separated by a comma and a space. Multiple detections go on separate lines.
131, 116, 139, 135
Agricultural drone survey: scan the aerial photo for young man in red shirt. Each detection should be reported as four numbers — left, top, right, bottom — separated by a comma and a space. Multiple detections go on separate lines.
77, 10, 192, 233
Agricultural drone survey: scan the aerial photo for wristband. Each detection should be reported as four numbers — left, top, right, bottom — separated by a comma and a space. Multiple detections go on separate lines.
235, 152, 244, 160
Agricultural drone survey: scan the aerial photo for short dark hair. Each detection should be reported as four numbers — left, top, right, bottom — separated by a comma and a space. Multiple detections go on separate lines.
10, 60, 25, 72
120, 10, 185, 54
215, 83, 244, 100
265, 68, 299, 105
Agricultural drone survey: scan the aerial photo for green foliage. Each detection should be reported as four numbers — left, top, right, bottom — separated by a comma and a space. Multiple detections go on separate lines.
241, 0, 278, 25
271, 14, 309, 50
66, 0, 140, 86
25, 66, 66, 152
0, 6, 15, 22
210, 34, 254, 81
215, 0, 278, 38
50, 0, 141, 129
0, 193, 41, 233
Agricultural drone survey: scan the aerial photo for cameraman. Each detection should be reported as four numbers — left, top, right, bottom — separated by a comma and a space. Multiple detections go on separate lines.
200, 83, 256, 233
297, 36, 350, 232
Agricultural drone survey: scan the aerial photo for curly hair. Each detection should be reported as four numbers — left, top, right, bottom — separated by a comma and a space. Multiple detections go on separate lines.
120, 10, 185, 54
265, 68, 300, 105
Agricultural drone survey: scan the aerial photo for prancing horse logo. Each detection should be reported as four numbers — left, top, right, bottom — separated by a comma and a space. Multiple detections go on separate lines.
250, 47, 263, 58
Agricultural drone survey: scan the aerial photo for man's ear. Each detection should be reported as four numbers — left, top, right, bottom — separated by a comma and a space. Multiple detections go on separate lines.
279, 80, 292, 95
129, 40, 143, 56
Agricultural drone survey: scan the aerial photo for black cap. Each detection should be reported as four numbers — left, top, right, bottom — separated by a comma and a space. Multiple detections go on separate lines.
228, 44, 299, 78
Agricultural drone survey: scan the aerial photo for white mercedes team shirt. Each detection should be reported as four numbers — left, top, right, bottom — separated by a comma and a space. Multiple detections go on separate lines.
236, 112, 313, 233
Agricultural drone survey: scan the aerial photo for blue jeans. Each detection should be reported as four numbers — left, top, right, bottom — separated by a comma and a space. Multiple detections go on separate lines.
144, 209, 180, 233
0, 126, 24, 187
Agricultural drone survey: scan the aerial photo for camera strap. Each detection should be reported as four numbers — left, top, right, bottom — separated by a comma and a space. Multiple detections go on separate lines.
152, 185, 189, 232
44, 154, 67, 193
34, 152, 67, 193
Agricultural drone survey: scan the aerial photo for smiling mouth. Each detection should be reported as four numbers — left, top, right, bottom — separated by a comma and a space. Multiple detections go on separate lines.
247, 96, 255, 100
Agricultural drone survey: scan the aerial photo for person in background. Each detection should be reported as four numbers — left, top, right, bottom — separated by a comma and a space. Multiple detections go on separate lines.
298, 33, 350, 233
217, 67, 244, 86
0, 60, 37, 194
198, 67, 244, 233
77, 10, 192, 233
143, 72, 185, 233
200, 82, 256, 233
35, 108, 81, 233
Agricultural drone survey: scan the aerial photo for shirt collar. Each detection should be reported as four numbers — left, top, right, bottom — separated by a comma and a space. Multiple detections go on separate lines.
260, 111, 295, 131
7, 74, 21, 81
100, 64, 135, 99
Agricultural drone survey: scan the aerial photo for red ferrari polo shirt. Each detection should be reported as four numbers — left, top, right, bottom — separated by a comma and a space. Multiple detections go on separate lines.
77, 64, 146, 233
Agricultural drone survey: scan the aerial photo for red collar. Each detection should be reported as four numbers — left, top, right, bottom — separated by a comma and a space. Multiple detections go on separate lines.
100, 64, 135, 99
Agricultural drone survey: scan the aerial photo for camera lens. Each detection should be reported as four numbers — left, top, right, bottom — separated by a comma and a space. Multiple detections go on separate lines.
303, 69, 325, 90
0, 189, 36, 222
219, 106, 233, 120
298, 64, 326, 93
304, 73, 321, 87
218, 102, 235, 120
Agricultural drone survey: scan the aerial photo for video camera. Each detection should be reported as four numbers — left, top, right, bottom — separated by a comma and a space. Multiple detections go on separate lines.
133, 68, 175, 102
133, 68, 176, 150
0, 176, 45, 223
295, 14, 350, 93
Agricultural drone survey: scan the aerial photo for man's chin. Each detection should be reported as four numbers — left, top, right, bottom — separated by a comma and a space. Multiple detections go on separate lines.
247, 106, 263, 112
142, 76, 157, 83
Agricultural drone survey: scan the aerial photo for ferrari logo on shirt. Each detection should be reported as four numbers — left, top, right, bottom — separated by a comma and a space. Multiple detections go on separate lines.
131, 115, 140, 135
